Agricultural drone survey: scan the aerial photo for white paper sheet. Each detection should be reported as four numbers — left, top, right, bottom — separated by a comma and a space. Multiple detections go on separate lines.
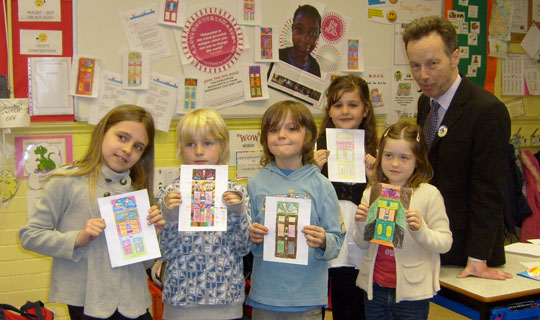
263, 196, 311, 265
326, 128, 366, 183
178, 165, 228, 232
521, 24, 540, 60
505, 242, 540, 257
202, 67, 245, 110
18, 0, 61, 22
268, 61, 326, 107
28, 57, 73, 115
120, 4, 171, 61
98, 189, 161, 268
88, 70, 136, 126
20, 29, 62, 56
136, 72, 178, 132
0, 99, 30, 128
158, 0, 186, 28
502, 54, 525, 96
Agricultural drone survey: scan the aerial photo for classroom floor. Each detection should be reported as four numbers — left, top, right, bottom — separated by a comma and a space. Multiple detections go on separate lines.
324, 303, 469, 319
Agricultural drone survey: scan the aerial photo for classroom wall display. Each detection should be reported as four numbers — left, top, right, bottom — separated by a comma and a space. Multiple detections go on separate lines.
73, 0, 442, 120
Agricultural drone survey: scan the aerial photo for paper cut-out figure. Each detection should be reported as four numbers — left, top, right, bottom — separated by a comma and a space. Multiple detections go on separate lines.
364, 183, 411, 248
112, 196, 145, 259
191, 168, 216, 227
275, 201, 299, 259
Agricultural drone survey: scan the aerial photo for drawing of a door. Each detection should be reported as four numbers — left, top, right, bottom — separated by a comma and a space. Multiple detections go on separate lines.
249, 66, 262, 98
76, 58, 95, 95
164, 0, 179, 23
127, 52, 142, 87
275, 201, 299, 259
244, 0, 255, 21
191, 168, 216, 226
336, 132, 355, 179
348, 40, 359, 70
260, 27, 272, 59
184, 78, 197, 111
113, 196, 145, 258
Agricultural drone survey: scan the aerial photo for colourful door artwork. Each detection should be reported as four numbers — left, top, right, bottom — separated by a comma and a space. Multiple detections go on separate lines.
364, 183, 411, 248
76, 58, 95, 95
336, 132, 355, 179
275, 201, 299, 259
348, 40, 359, 70
244, 0, 255, 22
260, 27, 273, 59
249, 65, 262, 98
112, 196, 146, 259
127, 52, 142, 87
191, 168, 216, 227
164, 0, 179, 23
184, 78, 197, 111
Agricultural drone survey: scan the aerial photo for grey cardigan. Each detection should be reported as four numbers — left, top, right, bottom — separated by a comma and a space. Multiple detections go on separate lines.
19, 165, 152, 318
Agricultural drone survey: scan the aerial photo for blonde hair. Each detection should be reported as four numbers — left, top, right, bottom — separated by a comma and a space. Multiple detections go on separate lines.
260, 100, 317, 166
319, 74, 377, 157
176, 109, 229, 165
50, 104, 155, 201
373, 121, 433, 189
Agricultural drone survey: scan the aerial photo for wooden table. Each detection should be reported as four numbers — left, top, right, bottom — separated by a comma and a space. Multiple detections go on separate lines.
432, 253, 540, 320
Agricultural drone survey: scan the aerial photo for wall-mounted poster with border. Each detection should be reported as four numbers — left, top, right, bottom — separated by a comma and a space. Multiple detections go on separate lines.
14, 135, 73, 180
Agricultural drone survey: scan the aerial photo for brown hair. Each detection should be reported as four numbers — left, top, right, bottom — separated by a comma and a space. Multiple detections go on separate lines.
402, 15, 458, 56
260, 100, 317, 166
373, 121, 432, 188
318, 74, 377, 157
175, 109, 229, 165
51, 104, 155, 201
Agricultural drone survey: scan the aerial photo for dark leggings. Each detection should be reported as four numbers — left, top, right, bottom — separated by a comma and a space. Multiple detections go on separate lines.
67, 306, 152, 320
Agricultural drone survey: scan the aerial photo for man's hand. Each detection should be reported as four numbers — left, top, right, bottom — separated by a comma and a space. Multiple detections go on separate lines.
457, 259, 513, 280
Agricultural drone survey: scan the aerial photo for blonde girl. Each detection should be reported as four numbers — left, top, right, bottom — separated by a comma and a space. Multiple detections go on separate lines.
352, 121, 452, 320
20, 104, 164, 320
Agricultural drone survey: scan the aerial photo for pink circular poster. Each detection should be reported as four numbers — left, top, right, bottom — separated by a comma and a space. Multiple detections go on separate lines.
182, 7, 244, 73
321, 12, 346, 43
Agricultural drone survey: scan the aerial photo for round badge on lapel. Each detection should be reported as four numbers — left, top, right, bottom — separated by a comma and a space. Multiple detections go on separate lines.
438, 125, 448, 138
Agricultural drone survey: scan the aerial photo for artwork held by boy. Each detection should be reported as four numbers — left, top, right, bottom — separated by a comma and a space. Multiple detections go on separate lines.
364, 183, 411, 248
275, 201, 299, 259
112, 196, 146, 259
191, 168, 216, 227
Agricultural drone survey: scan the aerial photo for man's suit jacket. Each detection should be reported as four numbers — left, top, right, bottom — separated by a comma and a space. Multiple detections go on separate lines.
417, 76, 510, 267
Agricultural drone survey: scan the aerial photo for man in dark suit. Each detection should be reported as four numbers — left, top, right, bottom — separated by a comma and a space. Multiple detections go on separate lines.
403, 16, 512, 280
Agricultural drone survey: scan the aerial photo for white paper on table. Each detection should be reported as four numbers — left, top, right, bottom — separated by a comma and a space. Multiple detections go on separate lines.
120, 4, 171, 61
505, 242, 540, 257
178, 165, 228, 232
88, 70, 136, 125
137, 72, 178, 132
98, 189, 161, 268
263, 196, 311, 265
527, 239, 540, 245
520, 261, 540, 269
326, 128, 366, 183
28, 57, 73, 115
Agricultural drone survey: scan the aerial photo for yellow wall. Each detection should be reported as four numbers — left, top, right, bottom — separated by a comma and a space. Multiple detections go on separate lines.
1, 56, 539, 317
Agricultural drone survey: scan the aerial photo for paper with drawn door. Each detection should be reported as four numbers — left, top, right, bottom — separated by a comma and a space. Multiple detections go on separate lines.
178, 165, 228, 232
326, 128, 366, 183
263, 196, 311, 265
98, 189, 161, 268
364, 183, 411, 249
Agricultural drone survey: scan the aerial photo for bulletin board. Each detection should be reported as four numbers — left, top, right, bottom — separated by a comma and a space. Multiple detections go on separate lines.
73, 0, 443, 120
